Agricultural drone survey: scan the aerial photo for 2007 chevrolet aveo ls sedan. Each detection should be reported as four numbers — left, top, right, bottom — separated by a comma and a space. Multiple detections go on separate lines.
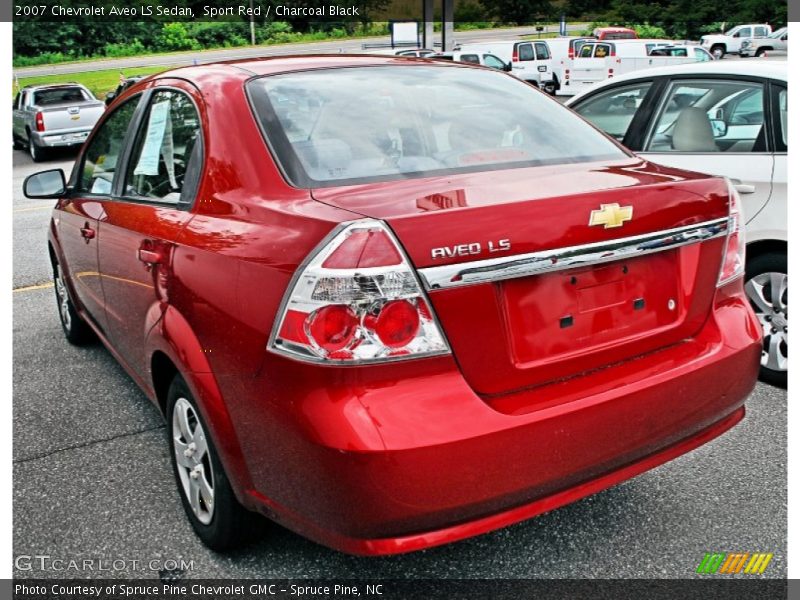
25, 56, 761, 554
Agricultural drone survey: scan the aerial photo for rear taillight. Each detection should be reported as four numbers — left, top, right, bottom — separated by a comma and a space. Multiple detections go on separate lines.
269, 219, 450, 363
35, 112, 45, 132
717, 180, 746, 286
512, 49, 519, 62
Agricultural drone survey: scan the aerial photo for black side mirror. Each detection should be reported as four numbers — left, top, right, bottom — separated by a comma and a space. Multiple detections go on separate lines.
105, 92, 116, 106
503, 62, 512, 72
24, 169, 66, 199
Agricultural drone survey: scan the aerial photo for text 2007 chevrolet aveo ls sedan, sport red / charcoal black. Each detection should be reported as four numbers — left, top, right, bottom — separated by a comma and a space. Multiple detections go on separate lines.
25, 56, 761, 554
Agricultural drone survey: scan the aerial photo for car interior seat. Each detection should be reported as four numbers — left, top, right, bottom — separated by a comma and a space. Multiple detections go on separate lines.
671, 107, 719, 152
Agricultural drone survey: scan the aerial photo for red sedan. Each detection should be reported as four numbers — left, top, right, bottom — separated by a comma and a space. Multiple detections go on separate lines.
24, 55, 761, 555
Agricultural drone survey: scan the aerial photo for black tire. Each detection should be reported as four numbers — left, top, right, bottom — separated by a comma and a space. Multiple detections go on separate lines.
167, 375, 257, 551
28, 132, 46, 162
51, 255, 95, 345
745, 252, 787, 388
711, 44, 726, 59
13, 135, 24, 150
755, 48, 768, 57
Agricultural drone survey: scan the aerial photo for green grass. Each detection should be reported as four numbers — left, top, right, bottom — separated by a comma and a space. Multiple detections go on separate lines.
14, 66, 166, 99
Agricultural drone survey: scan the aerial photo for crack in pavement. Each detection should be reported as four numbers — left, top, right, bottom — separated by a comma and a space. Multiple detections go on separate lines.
14, 424, 166, 464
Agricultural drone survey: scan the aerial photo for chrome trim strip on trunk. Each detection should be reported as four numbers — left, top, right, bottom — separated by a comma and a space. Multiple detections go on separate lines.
418, 218, 729, 291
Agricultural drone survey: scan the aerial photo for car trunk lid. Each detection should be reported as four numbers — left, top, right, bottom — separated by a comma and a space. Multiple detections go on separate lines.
312, 159, 730, 397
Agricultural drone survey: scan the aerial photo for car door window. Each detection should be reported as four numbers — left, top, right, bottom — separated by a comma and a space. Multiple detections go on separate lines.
534, 42, 550, 60
517, 43, 534, 61
573, 82, 653, 141
737, 28, 751, 38
459, 54, 480, 64
694, 48, 711, 62
646, 79, 766, 153
483, 54, 506, 69
124, 89, 202, 204
13, 92, 20, 110
579, 44, 593, 58
77, 96, 140, 195
754, 26, 767, 37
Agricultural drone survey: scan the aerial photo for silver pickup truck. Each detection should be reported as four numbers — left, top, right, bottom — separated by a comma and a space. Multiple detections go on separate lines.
12, 83, 105, 162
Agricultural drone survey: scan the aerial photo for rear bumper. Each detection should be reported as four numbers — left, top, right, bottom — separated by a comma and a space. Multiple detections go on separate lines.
32, 130, 90, 148
239, 284, 761, 555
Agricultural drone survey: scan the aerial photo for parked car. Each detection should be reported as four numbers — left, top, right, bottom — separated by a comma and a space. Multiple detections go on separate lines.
700, 24, 772, 59
431, 51, 509, 70
455, 40, 555, 91
105, 75, 145, 106
26, 56, 761, 554
12, 83, 105, 162
567, 60, 786, 386
649, 44, 715, 61
593, 26, 638, 40
740, 27, 787, 57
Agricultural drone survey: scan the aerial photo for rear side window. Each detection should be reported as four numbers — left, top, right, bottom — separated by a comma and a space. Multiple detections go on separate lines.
579, 44, 593, 58
77, 97, 139, 194
124, 89, 203, 204
248, 66, 626, 187
460, 54, 480, 64
573, 82, 653, 142
33, 87, 90, 105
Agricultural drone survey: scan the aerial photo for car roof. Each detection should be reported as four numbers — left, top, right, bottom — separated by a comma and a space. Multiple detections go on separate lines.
156, 54, 479, 80
566, 58, 787, 104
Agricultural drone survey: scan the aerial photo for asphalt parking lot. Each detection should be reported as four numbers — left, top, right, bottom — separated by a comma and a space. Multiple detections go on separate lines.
12, 148, 787, 579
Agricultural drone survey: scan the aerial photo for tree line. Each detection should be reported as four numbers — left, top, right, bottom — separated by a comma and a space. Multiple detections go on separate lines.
13, 0, 787, 64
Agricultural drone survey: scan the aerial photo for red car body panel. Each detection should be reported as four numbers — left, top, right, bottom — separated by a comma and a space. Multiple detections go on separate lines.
46, 56, 761, 555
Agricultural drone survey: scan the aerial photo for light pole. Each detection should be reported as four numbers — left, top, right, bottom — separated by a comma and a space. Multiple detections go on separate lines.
250, 0, 256, 45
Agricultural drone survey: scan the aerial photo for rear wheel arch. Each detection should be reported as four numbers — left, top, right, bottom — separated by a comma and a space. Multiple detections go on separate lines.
746, 239, 786, 264
146, 309, 255, 499
151, 350, 179, 416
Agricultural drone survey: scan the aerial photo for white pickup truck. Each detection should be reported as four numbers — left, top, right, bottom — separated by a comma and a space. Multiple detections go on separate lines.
700, 24, 772, 59
12, 83, 105, 162
740, 27, 788, 57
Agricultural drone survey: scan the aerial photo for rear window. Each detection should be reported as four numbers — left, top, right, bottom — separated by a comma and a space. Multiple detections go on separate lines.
248, 66, 626, 187
603, 32, 636, 40
33, 87, 90, 105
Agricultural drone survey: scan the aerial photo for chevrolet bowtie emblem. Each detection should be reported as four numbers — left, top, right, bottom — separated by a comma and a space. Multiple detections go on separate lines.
589, 203, 633, 229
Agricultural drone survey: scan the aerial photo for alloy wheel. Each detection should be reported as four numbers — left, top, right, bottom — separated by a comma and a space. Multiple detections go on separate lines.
172, 397, 215, 525
746, 271, 788, 373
